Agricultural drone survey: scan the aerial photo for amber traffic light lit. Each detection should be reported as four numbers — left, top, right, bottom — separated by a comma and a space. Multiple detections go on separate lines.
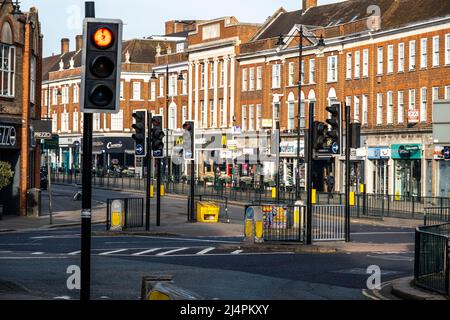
93, 27, 114, 49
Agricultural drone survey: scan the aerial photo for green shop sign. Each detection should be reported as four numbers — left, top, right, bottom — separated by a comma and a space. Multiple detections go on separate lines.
391, 144, 422, 160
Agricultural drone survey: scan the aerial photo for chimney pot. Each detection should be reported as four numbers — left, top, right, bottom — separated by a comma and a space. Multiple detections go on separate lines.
76, 35, 83, 51
61, 38, 70, 54
302, 0, 317, 10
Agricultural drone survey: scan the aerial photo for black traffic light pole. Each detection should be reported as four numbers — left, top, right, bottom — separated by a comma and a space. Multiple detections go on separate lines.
345, 104, 351, 243
306, 102, 315, 245
145, 112, 152, 231
80, 1, 95, 301
156, 158, 161, 227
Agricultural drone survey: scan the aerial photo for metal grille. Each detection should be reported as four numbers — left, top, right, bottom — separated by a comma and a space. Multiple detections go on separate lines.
313, 205, 346, 242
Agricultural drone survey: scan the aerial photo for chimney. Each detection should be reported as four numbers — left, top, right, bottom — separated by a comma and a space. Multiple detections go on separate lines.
302, 0, 317, 10
75, 35, 83, 51
165, 21, 175, 35
61, 38, 70, 54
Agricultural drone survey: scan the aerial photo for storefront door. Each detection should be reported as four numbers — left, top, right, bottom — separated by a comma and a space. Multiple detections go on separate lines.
395, 160, 421, 198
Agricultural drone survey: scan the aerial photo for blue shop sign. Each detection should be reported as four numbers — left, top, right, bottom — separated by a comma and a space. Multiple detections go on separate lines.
368, 147, 391, 160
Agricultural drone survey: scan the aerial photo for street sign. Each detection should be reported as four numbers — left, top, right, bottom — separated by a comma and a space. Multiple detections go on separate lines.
135, 144, 144, 156
32, 120, 53, 140
443, 146, 450, 160
43, 135, 59, 151
332, 142, 339, 155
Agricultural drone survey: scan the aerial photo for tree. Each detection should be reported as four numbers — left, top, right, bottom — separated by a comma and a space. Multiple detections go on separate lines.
0, 161, 14, 192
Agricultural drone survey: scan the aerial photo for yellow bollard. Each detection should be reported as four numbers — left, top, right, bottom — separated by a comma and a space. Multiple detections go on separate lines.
312, 189, 317, 204
349, 192, 355, 206
147, 291, 171, 300
150, 185, 154, 198
272, 188, 277, 199
160, 185, 165, 197
294, 208, 300, 228
245, 221, 254, 238
360, 184, 365, 194
255, 221, 264, 240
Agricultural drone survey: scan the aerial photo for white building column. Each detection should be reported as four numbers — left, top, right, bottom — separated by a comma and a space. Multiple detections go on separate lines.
194, 61, 200, 128
188, 62, 194, 120
213, 57, 219, 128
223, 56, 229, 128
229, 54, 235, 127
204, 59, 209, 128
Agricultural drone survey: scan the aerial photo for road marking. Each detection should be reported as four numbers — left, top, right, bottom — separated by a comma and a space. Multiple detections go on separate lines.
99, 249, 127, 256
32, 252, 45, 255
54, 296, 71, 300
196, 247, 216, 255
31, 236, 55, 240
135, 235, 241, 244
367, 254, 414, 262
156, 248, 189, 256
67, 251, 81, 255
132, 248, 162, 256
352, 232, 414, 235
0, 257, 69, 260
231, 250, 243, 255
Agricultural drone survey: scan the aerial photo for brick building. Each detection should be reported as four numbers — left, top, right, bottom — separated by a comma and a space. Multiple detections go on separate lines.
236, 0, 450, 197
0, 2, 42, 216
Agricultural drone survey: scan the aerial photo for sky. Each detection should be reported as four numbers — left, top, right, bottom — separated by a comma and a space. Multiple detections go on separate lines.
19, 0, 342, 56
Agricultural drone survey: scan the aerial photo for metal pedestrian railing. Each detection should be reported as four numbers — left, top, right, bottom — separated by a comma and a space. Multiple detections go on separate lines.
425, 207, 450, 226
414, 223, 450, 297
261, 205, 305, 243
313, 205, 346, 242
106, 198, 144, 231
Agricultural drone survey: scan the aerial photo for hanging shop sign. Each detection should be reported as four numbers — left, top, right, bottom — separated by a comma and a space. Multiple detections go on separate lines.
391, 144, 422, 160
0, 124, 20, 149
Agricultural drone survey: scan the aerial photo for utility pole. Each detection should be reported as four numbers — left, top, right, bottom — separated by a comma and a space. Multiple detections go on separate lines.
306, 102, 315, 245
145, 112, 152, 231
46, 84, 53, 225
345, 104, 351, 243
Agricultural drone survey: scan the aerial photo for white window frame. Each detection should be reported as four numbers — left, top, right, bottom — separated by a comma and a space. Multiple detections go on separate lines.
159, 77, 164, 97
61, 86, 69, 104
387, 91, 393, 124
387, 45, 394, 74
150, 82, 156, 101
421, 38, 428, 69
242, 68, 248, 91
354, 51, 360, 79
61, 110, 69, 133
432, 87, 439, 102
256, 66, 262, 90
287, 101, 295, 131
398, 43, 405, 73
354, 95, 360, 122
249, 104, 255, 131
327, 55, 338, 83
363, 49, 369, 77
182, 74, 187, 95
409, 89, 416, 111
249, 67, 255, 91
362, 94, 368, 125
111, 109, 123, 131
0, 44, 16, 98
398, 91, 404, 124
420, 87, 427, 123
377, 93, 383, 125
73, 111, 79, 132
132, 81, 141, 100
209, 100, 214, 128
52, 112, 57, 133
409, 40, 416, 70
432, 36, 440, 67
272, 64, 281, 89
30, 56, 36, 103
289, 62, 295, 86
241, 105, 247, 131
219, 61, 224, 87
182, 106, 187, 124
446, 86, 450, 100
446, 34, 450, 65
210, 63, 215, 89
93, 113, 100, 131
346, 52, 352, 79
120, 81, 124, 100
309, 59, 315, 84
256, 104, 262, 130
73, 84, 79, 104
377, 47, 383, 75
201, 101, 207, 128
219, 99, 225, 127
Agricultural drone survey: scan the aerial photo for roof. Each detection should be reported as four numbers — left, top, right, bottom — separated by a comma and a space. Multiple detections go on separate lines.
256, 0, 450, 40
42, 39, 174, 81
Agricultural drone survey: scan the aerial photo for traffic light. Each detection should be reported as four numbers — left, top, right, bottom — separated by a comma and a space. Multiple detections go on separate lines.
182, 121, 195, 160
81, 18, 123, 113
151, 116, 165, 158
132, 111, 147, 158
325, 103, 342, 155
312, 121, 328, 151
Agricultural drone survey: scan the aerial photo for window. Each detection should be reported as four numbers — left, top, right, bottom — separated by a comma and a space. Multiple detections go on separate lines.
288, 101, 295, 131
52, 113, 57, 133
398, 91, 404, 124
327, 56, 338, 82
73, 84, 79, 103
132, 82, 141, 100
159, 107, 164, 118
219, 99, 225, 127
93, 113, 100, 131
387, 91, 393, 124
241, 105, 247, 131
301, 61, 305, 85
309, 59, 315, 83
432, 87, 439, 101
159, 77, 164, 97
111, 110, 123, 131
30, 56, 36, 103
182, 75, 187, 95
209, 100, 214, 127
409, 40, 416, 70
201, 101, 206, 128
433, 36, 440, 67
249, 105, 255, 131
150, 82, 156, 101
354, 96, 360, 122
182, 106, 187, 124
377, 47, 383, 75
169, 105, 177, 130
120, 81, 124, 99
446, 34, 450, 65
354, 51, 360, 78
169, 75, 177, 97
73, 111, 79, 132
398, 43, 405, 72
387, 45, 394, 73
0, 43, 16, 97
420, 87, 427, 122
256, 66, 262, 90
220, 61, 224, 87
249, 68, 255, 91
176, 42, 185, 53
62, 86, 69, 104
43, 89, 48, 107
363, 49, 369, 77
362, 95, 368, 125
200, 64, 205, 89
273, 102, 280, 123
346, 96, 352, 110
256, 104, 262, 130
272, 64, 281, 88
289, 62, 295, 86
421, 38, 428, 69
377, 93, 383, 125
409, 89, 416, 111
210, 63, 215, 89
61, 110, 69, 132
346, 53, 352, 79
445, 85, 450, 99
242, 68, 248, 91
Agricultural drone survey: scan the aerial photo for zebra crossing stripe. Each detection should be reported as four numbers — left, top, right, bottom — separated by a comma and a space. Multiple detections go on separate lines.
156, 248, 189, 256
99, 249, 127, 256
132, 248, 162, 256
68, 251, 81, 255
231, 250, 243, 255
196, 247, 216, 255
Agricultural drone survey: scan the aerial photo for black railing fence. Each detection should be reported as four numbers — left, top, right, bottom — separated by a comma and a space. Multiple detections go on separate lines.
414, 223, 450, 297
52, 171, 450, 221
425, 207, 450, 226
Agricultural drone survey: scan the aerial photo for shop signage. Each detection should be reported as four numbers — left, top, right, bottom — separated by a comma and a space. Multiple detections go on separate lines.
391, 144, 422, 160
0, 124, 19, 149
89, 137, 134, 154
31, 120, 52, 140
368, 147, 390, 160
262, 119, 273, 128
408, 109, 419, 124
280, 141, 305, 157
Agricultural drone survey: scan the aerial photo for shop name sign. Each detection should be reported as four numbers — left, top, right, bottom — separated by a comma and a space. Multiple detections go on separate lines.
408, 109, 419, 124
0, 125, 18, 148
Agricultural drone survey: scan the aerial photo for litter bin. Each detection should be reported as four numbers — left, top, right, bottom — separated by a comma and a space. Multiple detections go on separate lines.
196, 201, 219, 223
27, 188, 42, 217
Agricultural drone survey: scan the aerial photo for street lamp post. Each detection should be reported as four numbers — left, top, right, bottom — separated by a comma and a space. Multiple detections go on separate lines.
276, 27, 325, 201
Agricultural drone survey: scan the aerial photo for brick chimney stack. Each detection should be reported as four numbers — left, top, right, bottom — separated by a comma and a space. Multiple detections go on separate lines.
302, 0, 317, 10
76, 35, 83, 51
61, 38, 70, 54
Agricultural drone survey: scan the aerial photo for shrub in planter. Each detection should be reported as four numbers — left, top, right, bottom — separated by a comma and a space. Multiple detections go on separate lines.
0, 161, 14, 218
239, 176, 253, 187
218, 175, 232, 184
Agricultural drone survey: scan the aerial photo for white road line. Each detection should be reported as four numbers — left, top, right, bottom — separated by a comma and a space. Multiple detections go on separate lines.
67, 251, 81, 255
132, 248, 161, 256
196, 247, 216, 255
0, 257, 69, 260
30, 236, 55, 240
32, 252, 45, 255
99, 249, 127, 256
231, 250, 243, 255
352, 232, 414, 235
156, 248, 189, 256
134, 235, 241, 244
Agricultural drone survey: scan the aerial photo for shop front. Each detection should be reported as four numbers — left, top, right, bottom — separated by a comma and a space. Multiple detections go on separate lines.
392, 144, 422, 198
86, 137, 135, 174
367, 147, 391, 195
434, 146, 450, 198
280, 140, 305, 189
